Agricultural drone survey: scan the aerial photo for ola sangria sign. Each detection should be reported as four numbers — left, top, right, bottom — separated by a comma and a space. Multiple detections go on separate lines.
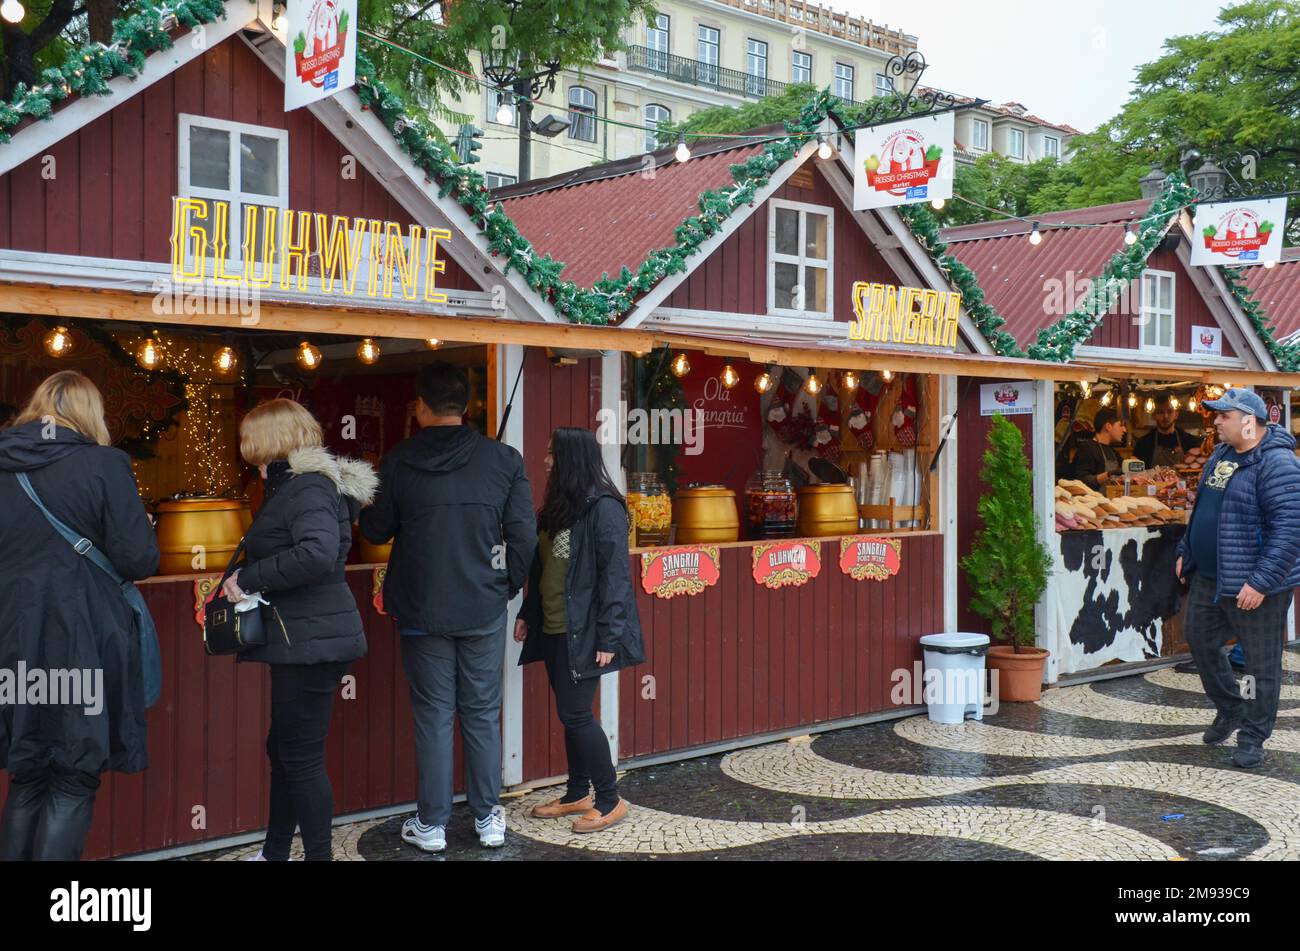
1191, 198, 1287, 267
853, 113, 954, 211
284, 0, 357, 111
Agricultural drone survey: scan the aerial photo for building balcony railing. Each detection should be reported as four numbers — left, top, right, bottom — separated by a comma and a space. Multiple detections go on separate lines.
626, 45, 868, 109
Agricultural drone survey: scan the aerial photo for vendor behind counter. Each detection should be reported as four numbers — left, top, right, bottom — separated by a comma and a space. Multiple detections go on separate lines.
1134, 395, 1201, 469
1072, 407, 1127, 491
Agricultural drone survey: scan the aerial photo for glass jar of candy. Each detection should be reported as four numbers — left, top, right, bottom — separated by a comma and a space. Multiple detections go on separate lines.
627, 472, 672, 547
744, 471, 797, 540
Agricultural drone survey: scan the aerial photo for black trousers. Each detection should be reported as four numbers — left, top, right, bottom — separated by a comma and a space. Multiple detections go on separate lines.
1185, 573, 1288, 747
536, 633, 619, 813
0, 762, 101, 861
264, 661, 349, 861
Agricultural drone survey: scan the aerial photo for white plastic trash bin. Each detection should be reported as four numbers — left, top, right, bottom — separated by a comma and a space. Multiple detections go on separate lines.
918, 633, 990, 724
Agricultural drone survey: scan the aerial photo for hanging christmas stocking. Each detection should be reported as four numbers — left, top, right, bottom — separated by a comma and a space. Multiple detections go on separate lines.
765, 367, 804, 445
812, 387, 842, 462
846, 372, 886, 452
892, 373, 919, 448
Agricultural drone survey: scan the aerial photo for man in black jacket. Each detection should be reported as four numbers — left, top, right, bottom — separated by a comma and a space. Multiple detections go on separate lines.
1072, 407, 1127, 490
360, 362, 537, 851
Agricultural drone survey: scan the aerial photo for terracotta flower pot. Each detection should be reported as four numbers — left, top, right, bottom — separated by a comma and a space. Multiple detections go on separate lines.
986, 645, 1050, 703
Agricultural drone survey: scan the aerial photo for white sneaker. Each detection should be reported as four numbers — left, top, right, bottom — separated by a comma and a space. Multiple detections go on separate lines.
475, 811, 506, 848
401, 817, 447, 853
243, 850, 267, 861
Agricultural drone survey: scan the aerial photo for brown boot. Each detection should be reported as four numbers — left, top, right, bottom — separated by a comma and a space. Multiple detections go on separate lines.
531, 795, 593, 818
571, 799, 628, 834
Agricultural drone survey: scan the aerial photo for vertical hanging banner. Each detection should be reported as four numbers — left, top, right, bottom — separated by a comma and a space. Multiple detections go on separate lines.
1190, 198, 1287, 267
284, 0, 357, 112
854, 112, 954, 210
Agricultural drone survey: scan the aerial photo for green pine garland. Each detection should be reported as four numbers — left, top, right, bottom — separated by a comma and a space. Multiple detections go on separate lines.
1024, 173, 1198, 362
1215, 265, 1300, 372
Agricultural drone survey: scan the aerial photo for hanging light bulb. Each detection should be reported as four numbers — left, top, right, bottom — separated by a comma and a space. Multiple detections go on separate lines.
719, 363, 740, 390
1144, 397, 1155, 414
840, 370, 859, 392
674, 133, 691, 163
803, 372, 823, 396
1100, 390, 1113, 407
1127, 392, 1138, 408
1028, 222, 1043, 246
882, 368, 893, 382
425, 338, 442, 351
1124, 225, 1138, 246
632, 349, 647, 358
213, 346, 238, 376
1264, 259, 1277, 269
42, 325, 73, 358
1222, 381, 1234, 391
0, 0, 24, 24
296, 341, 322, 371
816, 133, 834, 160
356, 338, 381, 365
930, 196, 946, 211
670, 351, 691, 378
1189, 398, 1198, 412
1169, 396, 1180, 411
495, 92, 514, 125
135, 336, 165, 371
754, 370, 775, 394
1081, 380, 1092, 398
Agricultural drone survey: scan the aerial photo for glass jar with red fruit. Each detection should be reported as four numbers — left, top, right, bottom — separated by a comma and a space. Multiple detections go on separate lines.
745, 470, 797, 540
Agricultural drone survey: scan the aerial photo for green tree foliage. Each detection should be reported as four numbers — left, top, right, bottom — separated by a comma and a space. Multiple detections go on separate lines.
0, 0, 112, 99
666, 81, 819, 142
960, 415, 1051, 651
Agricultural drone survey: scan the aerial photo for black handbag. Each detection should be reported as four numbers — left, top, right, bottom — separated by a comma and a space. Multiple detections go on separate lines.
203, 539, 269, 656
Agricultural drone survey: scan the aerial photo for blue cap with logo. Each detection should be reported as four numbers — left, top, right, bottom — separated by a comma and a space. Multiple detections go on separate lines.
1202, 387, 1269, 422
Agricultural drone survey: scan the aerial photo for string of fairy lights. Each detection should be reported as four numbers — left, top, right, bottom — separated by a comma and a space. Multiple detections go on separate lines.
661, 347, 892, 396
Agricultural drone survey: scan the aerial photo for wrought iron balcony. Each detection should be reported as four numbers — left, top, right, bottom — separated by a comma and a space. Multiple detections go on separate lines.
626, 46, 870, 109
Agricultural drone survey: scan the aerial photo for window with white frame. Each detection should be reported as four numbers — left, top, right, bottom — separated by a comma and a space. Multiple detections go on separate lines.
874, 72, 893, 98
1140, 269, 1175, 351
645, 103, 671, 153
972, 119, 989, 151
1008, 128, 1024, 159
179, 114, 288, 266
489, 86, 517, 127
791, 50, 812, 84
834, 63, 854, 101
746, 39, 768, 96
485, 172, 517, 190
768, 199, 833, 317
1043, 135, 1060, 159
568, 86, 597, 141
647, 14, 669, 70
697, 26, 720, 85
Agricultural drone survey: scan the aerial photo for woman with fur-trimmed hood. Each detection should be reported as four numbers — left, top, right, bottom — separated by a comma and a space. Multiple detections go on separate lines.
220, 398, 377, 861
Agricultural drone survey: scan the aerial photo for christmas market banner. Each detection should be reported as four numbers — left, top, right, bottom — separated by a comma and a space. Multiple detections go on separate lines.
979, 381, 1034, 417
284, 0, 357, 111
1190, 198, 1287, 267
838, 536, 902, 581
752, 540, 821, 590
853, 113, 954, 211
641, 546, 722, 599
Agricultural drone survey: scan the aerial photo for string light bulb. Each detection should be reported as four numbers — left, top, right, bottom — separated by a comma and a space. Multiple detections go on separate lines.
1170, 396, 1180, 411
719, 363, 740, 389
670, 351, 691, 378
804, 372, 823, 396
1144, 397, 1155, 414
1, 0, 24, 24
42, 325, 73, 357
1189, 398, 1198, 412
1081, 381, 1092, 398
1028, 222, 1043, 246
1127, 392, 1137, 408
930, 196, 946, 211
754, 371, 775, 394
356, 338, 381, 365
882, 368, 893, 382
1124, 225, 1138, 246
425, 338, 442, 350
213, 346, 238, 376
1264, 259, 1277, 269
840, 370, 859, 392
816, 133, 833, 160
135, 336, 165, 371
495, 93, 514, 125
296, 341, 322, 371
674, 133, 691, 163
1100, 390, 1113, 407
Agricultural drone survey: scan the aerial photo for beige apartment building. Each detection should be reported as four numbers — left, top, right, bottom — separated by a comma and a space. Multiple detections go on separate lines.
436, 0, 1077, 186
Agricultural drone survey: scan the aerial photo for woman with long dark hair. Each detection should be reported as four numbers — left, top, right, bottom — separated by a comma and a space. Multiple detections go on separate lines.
514, 427, 645, 833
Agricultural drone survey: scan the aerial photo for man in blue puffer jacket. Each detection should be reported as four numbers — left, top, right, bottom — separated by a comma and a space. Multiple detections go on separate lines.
1176, 389, 1300, 769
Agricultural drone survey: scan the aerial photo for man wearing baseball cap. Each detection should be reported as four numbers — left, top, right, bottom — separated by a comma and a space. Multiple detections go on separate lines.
1176, 388, 1300, 768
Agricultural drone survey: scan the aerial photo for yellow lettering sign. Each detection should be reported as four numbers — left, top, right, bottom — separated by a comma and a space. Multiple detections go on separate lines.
848, 281, 961, 350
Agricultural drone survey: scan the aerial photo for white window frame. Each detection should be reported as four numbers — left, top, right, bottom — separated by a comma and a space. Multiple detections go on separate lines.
767, 197, 834, 319
746, 38, 768, 96
1140, 268, 1176, 353
874, 72, 893, 98
834, 62, 855, 101
791, 50, 812, 84
972, 119, 989, 151
1043, 135, 1060, 159
567, 85, 597, 142
697, 25, 720, 85
644, 103, 671, 153
177, 113, 289, 268
1008, 128, 1024, 159
647, 13, 670, 71
485, 171, 517, 190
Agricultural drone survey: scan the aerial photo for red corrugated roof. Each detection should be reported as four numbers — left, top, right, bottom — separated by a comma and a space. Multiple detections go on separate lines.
940, 199, 1156, 347
1243, 248, 1300, 341
497, 138, 769, 288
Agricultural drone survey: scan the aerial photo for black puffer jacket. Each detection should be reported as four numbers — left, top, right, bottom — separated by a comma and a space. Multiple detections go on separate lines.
238, 447, 376, 666
359, 425, 537, 635
519, 493, 646, 682
0, 421, 159, 775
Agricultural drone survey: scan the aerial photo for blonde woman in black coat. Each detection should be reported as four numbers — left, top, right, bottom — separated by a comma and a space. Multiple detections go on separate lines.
221, 398, 376, 861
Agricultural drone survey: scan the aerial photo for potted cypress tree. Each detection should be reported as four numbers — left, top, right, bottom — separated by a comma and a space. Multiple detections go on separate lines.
961, 414, 1052, 701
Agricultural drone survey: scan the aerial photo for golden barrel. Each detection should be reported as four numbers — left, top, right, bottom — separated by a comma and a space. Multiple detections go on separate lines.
356, 528, 393, 564
796, 484, 859, 538
674, 486, 740, 544
154, 498, 248, 576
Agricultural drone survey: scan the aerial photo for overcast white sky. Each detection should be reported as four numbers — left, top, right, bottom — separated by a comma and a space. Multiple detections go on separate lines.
839, 0, 1230, 132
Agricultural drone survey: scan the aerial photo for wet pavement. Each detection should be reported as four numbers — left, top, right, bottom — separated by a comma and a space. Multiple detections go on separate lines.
194, 648, 1300, 861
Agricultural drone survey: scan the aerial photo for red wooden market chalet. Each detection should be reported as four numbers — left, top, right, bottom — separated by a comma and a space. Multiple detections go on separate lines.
0, 0, 1293, 860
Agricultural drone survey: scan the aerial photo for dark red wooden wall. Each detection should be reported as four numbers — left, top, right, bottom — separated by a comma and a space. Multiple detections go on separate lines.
0, 33, 479, 291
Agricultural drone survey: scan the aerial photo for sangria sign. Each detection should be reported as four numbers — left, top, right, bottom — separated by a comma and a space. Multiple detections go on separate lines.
1190, 198, 1287, 267
284, 0, 357, 111
641, 546, 722, 599
838, 536, 902, 581
853, 113, 954, 211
